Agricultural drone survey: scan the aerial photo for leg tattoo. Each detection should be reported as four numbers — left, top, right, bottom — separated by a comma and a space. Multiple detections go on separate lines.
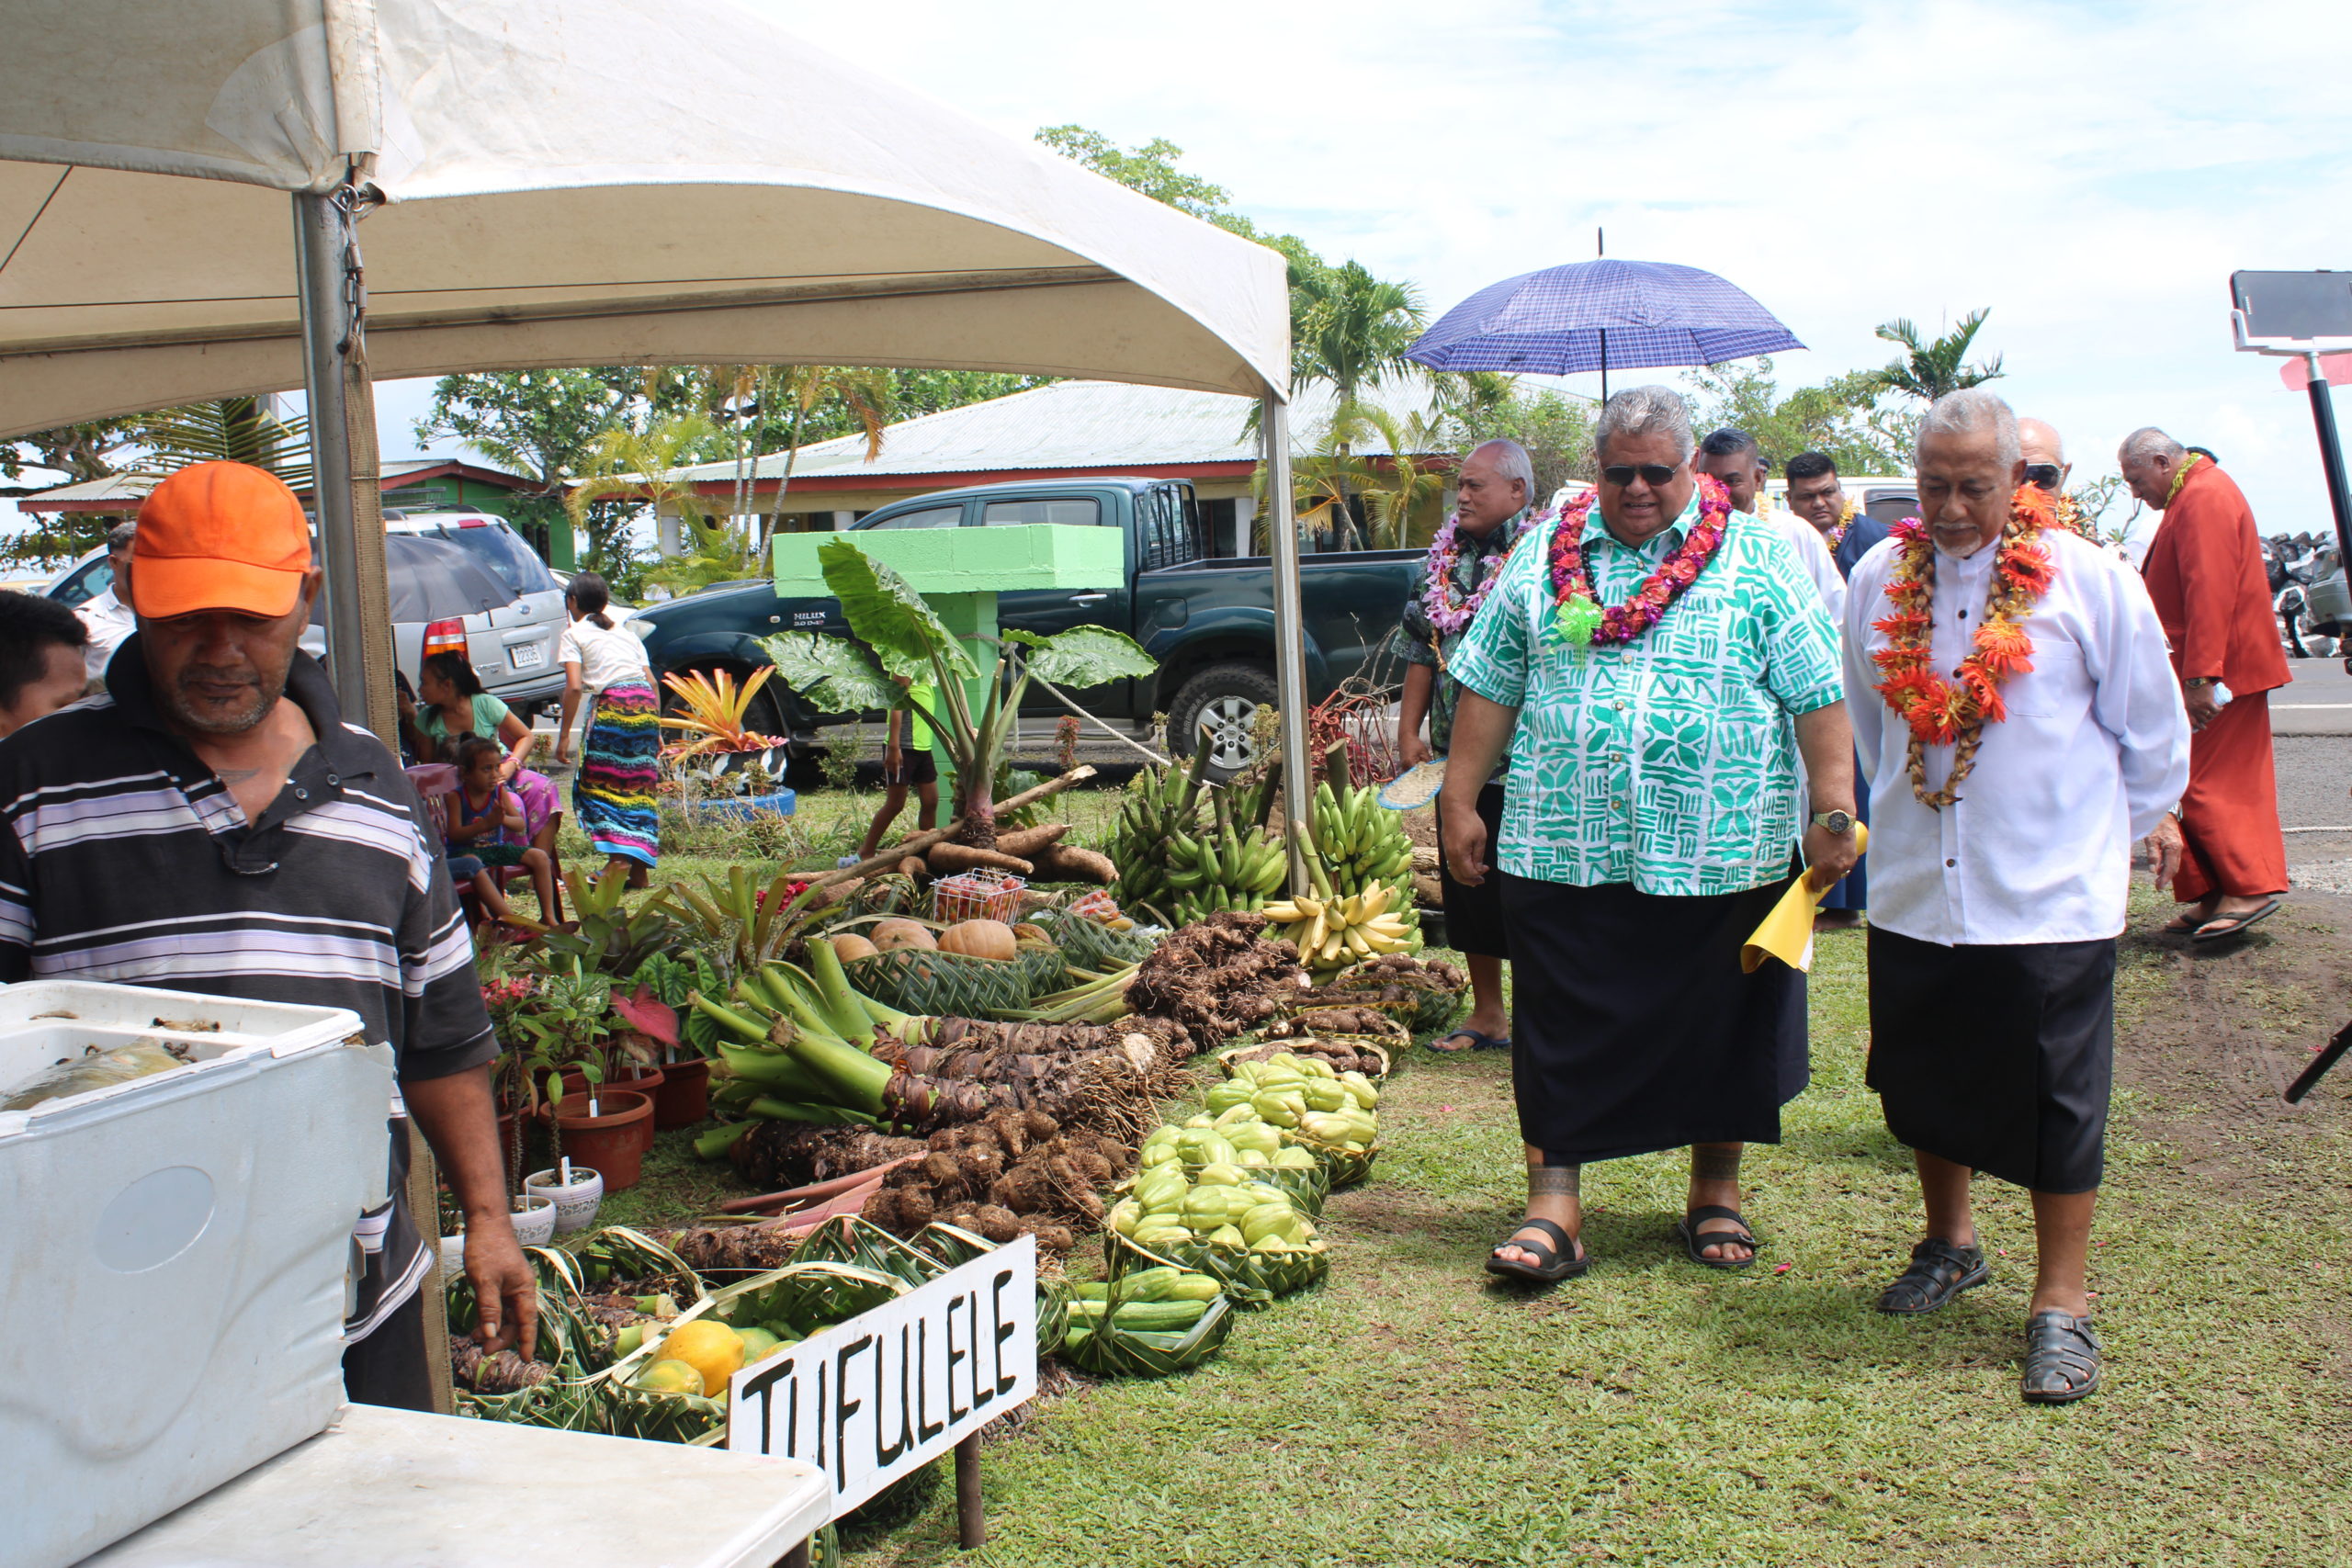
1690, 1145, 1742, 1183
1529, 1165, 1580, 1199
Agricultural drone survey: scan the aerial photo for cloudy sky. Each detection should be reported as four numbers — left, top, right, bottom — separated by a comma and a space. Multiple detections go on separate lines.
375, 0, 2350, 539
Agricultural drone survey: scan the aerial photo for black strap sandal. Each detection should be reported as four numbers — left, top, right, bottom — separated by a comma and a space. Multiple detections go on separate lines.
1876, 1237, 1991, 1314
1484, 1217, 1590, 1284
1675, 1204, 1760, 1269
2021, 1310, 2102, 1404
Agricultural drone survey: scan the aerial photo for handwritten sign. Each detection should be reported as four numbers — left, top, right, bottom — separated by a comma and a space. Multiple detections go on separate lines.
726, 1235, 1037, 1513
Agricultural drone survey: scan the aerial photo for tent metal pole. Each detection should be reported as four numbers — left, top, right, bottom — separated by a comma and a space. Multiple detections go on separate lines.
293, 191, 378, 732
1261, 395, 1315, 892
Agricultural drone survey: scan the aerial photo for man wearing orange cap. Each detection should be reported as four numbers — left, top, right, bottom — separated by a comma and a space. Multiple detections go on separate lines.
0, 461, 535, 1404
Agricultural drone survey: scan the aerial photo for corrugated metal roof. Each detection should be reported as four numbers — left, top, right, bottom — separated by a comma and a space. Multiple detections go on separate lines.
667, 378, 1453, 484
21, 457, 494, 506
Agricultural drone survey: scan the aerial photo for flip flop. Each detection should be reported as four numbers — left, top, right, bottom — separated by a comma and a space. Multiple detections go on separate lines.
2190, 898, 2282, 942
1428, 1028, 1512, 1053
2159, 912, 2209, 935
1484, 1217, 1589, 1284
1676, 1205, 1762, 1269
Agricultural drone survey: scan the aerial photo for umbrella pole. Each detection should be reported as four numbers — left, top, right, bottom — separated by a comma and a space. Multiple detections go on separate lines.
292, 186, 400, 744
1600, 327, 1608, 404
1261, 395, 1316, 895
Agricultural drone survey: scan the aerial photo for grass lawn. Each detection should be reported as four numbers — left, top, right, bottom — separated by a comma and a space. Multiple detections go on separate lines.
537, 786, 2352, 1565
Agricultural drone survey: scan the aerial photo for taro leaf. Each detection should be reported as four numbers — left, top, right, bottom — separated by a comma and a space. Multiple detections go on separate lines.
759, 632, 899, 714
1003, 625, 1157, 688
611, 985, 681, 1049
815, 538, 979, 682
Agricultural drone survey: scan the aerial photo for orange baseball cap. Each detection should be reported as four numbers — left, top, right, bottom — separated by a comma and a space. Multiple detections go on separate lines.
130, 462, 313, 618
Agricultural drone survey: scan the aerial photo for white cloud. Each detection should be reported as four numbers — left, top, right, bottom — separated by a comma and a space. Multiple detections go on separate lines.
735, 0, 2352, 535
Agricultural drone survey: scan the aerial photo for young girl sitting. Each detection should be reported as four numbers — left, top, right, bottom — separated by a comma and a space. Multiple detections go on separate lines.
446, 735, 560, 934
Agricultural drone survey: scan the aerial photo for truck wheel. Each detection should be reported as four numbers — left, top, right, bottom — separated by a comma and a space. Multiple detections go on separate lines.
1166, 662, 1278, 779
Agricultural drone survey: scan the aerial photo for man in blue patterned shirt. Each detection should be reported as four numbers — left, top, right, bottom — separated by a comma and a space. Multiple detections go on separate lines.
1441, 387, 1859, 1286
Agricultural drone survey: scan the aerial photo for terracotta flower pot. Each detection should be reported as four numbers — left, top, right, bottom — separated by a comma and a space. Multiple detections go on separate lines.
546, 1089, 653, 1191
651, 1055, 711, 1129
607, 1066, 665, 1154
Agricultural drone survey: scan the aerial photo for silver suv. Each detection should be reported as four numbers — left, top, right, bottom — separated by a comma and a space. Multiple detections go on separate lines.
46, 511, 570, 715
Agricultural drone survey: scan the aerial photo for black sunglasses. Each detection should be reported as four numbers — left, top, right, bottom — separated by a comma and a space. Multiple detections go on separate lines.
1600, 463, 1682, 487
2023, 464, 2064, 491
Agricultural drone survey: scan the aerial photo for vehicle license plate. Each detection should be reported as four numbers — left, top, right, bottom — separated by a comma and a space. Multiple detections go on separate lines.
510, 641, 547, 670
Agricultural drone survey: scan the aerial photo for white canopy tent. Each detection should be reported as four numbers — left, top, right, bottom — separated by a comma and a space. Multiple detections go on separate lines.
0, 0, 1313, 840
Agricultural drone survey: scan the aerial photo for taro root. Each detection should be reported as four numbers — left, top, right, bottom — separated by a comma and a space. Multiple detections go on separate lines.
971, 1205, 1022, 1243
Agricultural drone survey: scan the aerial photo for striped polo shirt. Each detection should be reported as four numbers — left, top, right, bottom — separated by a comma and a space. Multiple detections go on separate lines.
0, 639, 495, 1337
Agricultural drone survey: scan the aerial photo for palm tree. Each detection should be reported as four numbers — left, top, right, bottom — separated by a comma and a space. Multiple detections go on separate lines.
1866, 310, 2004, 403
1259, 402, 1443, 553
135, 396, 312, 486
564, 412, 737, 583
761, 366, 893, 547
1288, 263, 1427, 549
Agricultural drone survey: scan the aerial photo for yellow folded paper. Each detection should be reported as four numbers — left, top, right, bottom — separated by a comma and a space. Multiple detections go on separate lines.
1740, 823, 1867, 974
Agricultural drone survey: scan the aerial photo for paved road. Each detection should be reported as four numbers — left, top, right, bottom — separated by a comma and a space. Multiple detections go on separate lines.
2273, 655, 2352, 736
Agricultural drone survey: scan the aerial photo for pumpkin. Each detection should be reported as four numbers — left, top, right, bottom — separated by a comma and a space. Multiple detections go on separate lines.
937, 919, 1018, 962
870, 919, 937, 953
829, 933, 879, 962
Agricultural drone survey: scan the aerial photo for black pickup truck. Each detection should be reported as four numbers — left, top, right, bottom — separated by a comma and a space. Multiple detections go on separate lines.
628, 477, 1419, 772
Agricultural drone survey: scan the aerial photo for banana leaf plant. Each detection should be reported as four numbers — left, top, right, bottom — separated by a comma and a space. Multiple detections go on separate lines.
760, 538, 1154, 847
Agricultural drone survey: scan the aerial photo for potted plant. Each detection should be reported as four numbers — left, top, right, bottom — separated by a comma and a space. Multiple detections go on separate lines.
620, 953, 710, 1129
514, 961, 654, 1190
658, 666, 789, 789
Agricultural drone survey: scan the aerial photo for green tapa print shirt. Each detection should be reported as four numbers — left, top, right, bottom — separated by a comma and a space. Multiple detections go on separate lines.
1448, 491, 1845, 897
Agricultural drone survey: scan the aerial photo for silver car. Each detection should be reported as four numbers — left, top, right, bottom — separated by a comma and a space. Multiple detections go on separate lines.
45, 510, 570, 716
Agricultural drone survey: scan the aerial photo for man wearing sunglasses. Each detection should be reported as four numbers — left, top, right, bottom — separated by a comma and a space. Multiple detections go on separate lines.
2121, 427, 2290, 942
2018, 417, 2071, 502
1442, 386, 1855, 1285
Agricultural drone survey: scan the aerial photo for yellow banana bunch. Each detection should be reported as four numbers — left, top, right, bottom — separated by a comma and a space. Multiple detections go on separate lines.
1262, 882, 1411, 974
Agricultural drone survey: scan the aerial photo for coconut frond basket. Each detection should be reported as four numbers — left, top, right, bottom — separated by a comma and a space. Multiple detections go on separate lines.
1057, 1291, 1237, 1378
1280, 1128, 1379, 1190
1103, 1227, 1329, 1307
1044, 910, 1159, 974
843, 947, 1036, 1017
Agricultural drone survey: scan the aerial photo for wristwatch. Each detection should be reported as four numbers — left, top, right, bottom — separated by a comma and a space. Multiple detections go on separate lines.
1810, 809, 1856, 835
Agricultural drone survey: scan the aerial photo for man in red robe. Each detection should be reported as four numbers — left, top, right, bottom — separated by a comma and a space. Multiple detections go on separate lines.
2121, 429, 2291, 939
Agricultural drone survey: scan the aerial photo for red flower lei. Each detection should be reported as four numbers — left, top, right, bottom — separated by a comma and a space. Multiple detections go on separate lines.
1870, 486, 2058, 807
1545, 473, 1734, 646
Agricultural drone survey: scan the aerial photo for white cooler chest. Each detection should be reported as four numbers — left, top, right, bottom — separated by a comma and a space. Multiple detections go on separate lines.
0, 981, 383, 1568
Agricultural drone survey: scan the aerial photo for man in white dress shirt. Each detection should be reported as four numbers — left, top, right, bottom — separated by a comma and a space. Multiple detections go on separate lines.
1844, 389, 2190, 1404
1697, 428, 1844, 620
74, 521, 139, 682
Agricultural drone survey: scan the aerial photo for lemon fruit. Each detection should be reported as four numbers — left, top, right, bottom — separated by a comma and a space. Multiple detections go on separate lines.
634, 1358, 706, 1396
661, 1319, 747, 1395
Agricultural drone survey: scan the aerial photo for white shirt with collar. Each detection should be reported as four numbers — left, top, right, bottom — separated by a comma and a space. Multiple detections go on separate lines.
1758, 503, 1845, 624
1843, 525, 2190, 947
75, 585, 136, 681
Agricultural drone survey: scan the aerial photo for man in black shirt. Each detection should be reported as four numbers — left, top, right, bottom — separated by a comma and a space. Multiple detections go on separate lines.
0, 462, 534, 1403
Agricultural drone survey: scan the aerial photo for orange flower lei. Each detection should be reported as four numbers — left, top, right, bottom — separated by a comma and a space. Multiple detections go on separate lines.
1870, 486, 2057, 807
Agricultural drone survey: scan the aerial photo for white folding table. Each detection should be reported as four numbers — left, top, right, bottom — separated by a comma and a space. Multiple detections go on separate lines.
81, 1404, 830, 1568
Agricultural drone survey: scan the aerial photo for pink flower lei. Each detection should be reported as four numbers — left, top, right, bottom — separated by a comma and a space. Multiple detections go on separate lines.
1544, 473, 1734, 647
1420, 513, 1515, 636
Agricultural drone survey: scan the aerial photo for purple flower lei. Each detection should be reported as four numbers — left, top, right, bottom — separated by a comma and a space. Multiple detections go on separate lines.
1421, 514, 1514, 636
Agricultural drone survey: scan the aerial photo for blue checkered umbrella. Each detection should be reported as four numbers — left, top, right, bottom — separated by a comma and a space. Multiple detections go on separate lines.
1405, 259, 1803, 379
